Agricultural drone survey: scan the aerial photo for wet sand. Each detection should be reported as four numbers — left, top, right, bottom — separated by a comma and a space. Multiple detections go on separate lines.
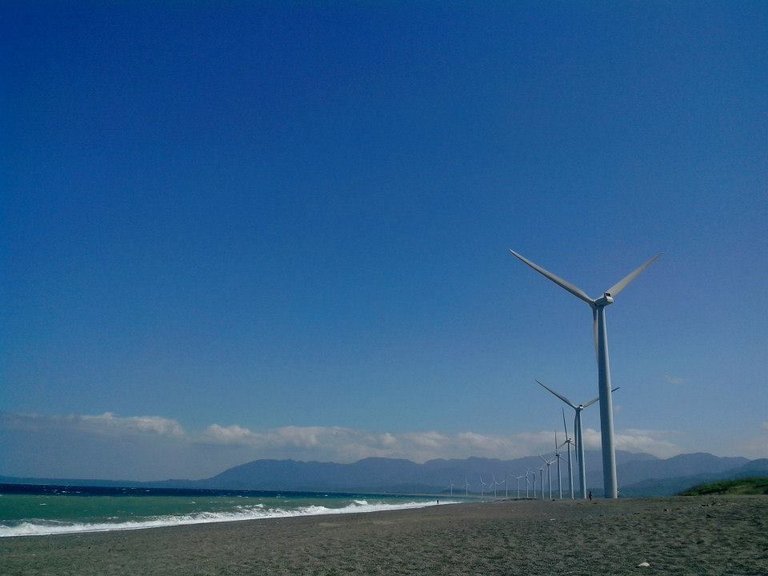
2, 496, 767, 575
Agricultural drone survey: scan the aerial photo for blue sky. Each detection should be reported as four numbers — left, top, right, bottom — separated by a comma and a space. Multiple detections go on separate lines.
2, 1, 766, 481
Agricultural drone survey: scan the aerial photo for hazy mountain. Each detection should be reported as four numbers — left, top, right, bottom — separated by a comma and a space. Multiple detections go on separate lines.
582, 452, 750, 491
618, 457, 768, 497
3, 453, 764, 497
185, 452, 759, 496
733, 458, 768, 475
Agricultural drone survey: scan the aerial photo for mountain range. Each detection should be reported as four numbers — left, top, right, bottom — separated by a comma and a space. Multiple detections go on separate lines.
187, 452, 766, 497
4, 452, 767, 497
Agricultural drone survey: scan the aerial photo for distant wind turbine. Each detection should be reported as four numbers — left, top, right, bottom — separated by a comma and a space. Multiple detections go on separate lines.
554, 432, 563, 500
536, 379, 619, 499
525, 469, 533, 498
540, 453, 556, 500
560, 409, 576, 499
511, 249, 659, 498
529, 468, 536, 498
503, 473, 509, 498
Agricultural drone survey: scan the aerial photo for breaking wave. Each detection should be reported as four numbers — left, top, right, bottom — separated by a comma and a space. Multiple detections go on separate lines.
0, 499, 451, 538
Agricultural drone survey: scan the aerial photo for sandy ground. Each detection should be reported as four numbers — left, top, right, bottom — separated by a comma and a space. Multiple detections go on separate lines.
1, 496, 767, 575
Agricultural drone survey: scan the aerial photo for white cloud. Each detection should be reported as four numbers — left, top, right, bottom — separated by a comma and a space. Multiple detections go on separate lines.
0, 411, 688, 481
580, 426, 681, 458
2, 412, 683, 463
202, 424, 255, 444
403, 431, 448, 449
663, 374, 686, 385
79, 413, 185, 438
379, 432, 398, 448
0, 412, 191, 481
194, 424, 573, 462
1, 412, 185, 438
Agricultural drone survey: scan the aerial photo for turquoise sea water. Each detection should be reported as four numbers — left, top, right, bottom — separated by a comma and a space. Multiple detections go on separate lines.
0, 485, 450, 538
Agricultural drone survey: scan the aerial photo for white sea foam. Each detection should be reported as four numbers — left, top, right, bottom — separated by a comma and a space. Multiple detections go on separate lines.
0, 500, 456, 538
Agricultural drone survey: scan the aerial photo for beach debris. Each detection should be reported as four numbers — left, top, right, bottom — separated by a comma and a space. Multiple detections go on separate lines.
637, 561, 651, 568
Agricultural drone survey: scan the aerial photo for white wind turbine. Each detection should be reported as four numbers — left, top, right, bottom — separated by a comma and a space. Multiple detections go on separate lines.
560, 409, 576, 500
540, 453, 556, 500
500, 475, 507, 498
537, 379, 619, 499
515, 474, 525, 499
525, 469, 533, 498
511, 250, 659, 498
553, 432, 563, 500
528, 468, 536, 498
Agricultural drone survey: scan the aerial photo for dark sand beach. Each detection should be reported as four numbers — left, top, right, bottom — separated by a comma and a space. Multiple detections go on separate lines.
2, 496, 766, 575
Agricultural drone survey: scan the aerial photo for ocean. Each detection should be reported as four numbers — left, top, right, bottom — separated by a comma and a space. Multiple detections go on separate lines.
0, 484, 452, 538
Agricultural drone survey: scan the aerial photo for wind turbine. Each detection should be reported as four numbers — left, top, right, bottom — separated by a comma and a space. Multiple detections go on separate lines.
525, 469, 532, 498
512, 249, 659, 498
515, 475, 525, 499
560, 408, 576, 499
537, 379, 619, 499
465, 477, 470, 497
540, 453, 555, 500
528, 468, 536, 498
503, 473, 509, 498
554, 432, 563, 500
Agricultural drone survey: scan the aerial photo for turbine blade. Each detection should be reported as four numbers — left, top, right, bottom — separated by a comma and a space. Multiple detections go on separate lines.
606, 254, 661, 298
583, 395, 601, 409
582, 386, 620, 409
509, 250, 594, 305
562, 408, 570, 438
536, 379, 577, 409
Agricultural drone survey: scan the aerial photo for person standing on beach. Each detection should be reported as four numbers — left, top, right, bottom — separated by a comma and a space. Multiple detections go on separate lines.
588, 491, 592, 501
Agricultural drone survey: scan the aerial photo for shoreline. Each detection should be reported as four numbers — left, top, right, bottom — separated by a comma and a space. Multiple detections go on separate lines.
0, 497, 454, 539
2, 496, 766, 575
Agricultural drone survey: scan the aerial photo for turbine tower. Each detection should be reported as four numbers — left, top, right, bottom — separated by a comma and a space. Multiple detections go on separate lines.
512, 250, 659, 498
536, 379, 618, 499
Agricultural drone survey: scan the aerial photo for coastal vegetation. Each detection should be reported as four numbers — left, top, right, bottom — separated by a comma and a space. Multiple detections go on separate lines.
681, 477, 768, 496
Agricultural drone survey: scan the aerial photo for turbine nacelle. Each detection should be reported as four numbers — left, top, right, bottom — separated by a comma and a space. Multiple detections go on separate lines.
594, 293, 614, 307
